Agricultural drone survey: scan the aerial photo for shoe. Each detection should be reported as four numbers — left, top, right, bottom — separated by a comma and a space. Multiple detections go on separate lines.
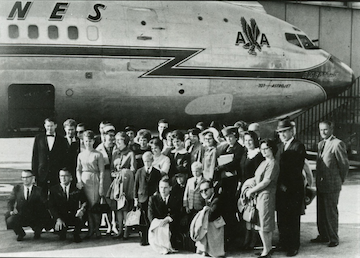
310, 236, 328, 243
17, 232, 26, 241
258, 253, 271, 258
140, 241, 149, 246
273, 245, 286, 252
123, 236, 129, 240
95, 231, 102, 239
33, 232, 41, 240
328, 242, 339, 247
73, 234, 82, 243
255, 249, 274, 256
286, 249, 298, 257
112, 232, 123, 239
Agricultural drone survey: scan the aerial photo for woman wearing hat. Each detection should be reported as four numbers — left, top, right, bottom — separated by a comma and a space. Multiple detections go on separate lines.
215, 126, 245, 245
201, 128, 220, 180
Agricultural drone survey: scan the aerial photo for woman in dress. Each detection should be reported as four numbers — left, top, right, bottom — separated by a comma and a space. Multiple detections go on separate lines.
76, 130, 105, 238
200, 128, 219, 180
149, 138, 170, 176
240, 131, 265, 249
168, 130, 191, 180
245, 139, 279, 258
109, 131, 136, 239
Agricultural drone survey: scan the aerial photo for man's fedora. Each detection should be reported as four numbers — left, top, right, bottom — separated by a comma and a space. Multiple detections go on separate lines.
276, 118, 293, 132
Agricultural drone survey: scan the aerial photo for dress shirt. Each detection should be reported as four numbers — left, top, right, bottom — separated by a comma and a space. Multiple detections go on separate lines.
24, 185, 33, 200
284, 137, 294, 151
47, 133, 56, 150
66, 136, 76, 145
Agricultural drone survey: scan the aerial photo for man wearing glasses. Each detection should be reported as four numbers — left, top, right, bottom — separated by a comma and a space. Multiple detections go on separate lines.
6, 170, 51, 241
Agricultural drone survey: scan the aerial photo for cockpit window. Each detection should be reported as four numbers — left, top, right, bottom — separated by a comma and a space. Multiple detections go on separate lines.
285, 33, 302, 48
297, 34, 316, 49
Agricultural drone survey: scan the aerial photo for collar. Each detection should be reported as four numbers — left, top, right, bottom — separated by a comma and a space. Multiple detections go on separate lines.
324, 135, 335, 143
24, 185, 33, 191
145, 166, 152, 173
247, 148, 260, 159
284, 137, 294, 146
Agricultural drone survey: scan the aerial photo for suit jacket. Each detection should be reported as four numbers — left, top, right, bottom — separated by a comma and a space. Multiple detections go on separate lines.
134, 167, 162, 203
7, 184, 49, 224
64, 137, 80, 179
48, 182, 87, 221
32, 133, 67, 185
316, 135, 349, 193
148, 193, 179, 223
276, 138, 306, 214
215, 141, 244, 179
183, 176, 206, 211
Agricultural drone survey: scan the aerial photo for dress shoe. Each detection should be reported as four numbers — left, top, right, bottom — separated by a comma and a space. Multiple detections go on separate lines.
17, 232, 26, 241
310, 236, 328, 243
328, 242, 339, 247
286, 249, 298, 257
140, 241, 149, 246
33, 232, 41, 240
257, 253, 271, 258
73, 234, 82, 243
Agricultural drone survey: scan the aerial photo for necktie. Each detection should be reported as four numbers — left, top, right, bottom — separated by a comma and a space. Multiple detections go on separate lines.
320, 141, 326, 155
63, 186, 68, 200
194, 180, 198, 188
26, 187, 30, 200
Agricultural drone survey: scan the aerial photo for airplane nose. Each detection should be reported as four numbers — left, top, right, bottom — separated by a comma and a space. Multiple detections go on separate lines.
321, 55, 355, 98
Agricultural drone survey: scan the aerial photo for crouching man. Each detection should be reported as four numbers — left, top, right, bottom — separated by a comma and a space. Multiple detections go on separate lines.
6, 170, 51, 241
48, 168, 87, 243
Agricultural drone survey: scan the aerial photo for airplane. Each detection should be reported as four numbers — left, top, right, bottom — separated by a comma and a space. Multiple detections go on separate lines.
0, 1, 355, 136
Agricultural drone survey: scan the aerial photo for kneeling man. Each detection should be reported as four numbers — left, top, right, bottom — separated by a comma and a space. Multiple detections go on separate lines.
48, 168, 87, 242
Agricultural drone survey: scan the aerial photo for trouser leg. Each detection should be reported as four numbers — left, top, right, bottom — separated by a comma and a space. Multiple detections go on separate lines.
322, 192, 340, 243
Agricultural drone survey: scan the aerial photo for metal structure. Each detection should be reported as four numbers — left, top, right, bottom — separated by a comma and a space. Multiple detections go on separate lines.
295, 76, 360, 159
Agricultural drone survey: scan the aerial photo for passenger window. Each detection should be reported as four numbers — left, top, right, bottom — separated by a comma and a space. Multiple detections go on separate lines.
9, 25, 19, 39
87, 26, 98, 41
48, 25, 59, 39
68, 26, 78, 40
298, 34, 316, 49
285, 33, 302, 48
28, 25, 39, 39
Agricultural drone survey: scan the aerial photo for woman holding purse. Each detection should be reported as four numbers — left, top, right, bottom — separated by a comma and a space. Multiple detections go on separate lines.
245, 139, 279, 258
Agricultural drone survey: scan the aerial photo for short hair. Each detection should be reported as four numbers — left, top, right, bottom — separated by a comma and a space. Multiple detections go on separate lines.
125, 125, 136, 133
44, 117, 57, 124
22, 169, 34, 176
243, 131, 260, 148
260, 138, 278, 155
100, 120, 110, 126
188, 128, 201, 136
142, 151, 153, 161
59, 168, 71, 175
234, 120, 248, 131
115, 131, 130, 146
63, 119, 76, 128
76, 123, 86, 129
159, 176, 171, 186
171, 130, 185, 142
149, 137, 164, 150
137, 129, 152, 141
191, 161, 203, 172
162, 128, 173, 140
83, 130, 95, 139
319, 120, 334, 129
158, 119, 168, 125
200, 179, 213, 189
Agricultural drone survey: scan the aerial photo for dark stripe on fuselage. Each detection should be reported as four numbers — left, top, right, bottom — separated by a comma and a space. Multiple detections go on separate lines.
0, 44, 325, 83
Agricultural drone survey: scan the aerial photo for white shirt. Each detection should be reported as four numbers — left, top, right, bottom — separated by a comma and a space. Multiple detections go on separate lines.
47, 133, 56, 150
284, 137, 294, 151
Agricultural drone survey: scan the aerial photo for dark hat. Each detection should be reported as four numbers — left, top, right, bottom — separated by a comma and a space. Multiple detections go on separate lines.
188, 128, 201, 136
221, 126, 238, 137
276, 117, 293, 132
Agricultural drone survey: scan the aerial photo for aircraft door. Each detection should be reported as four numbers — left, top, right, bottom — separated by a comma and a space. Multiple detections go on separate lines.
8, 84, 55, 134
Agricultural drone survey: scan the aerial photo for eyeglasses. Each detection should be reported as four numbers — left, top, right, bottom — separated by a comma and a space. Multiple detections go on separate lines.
200, 188, 210, 194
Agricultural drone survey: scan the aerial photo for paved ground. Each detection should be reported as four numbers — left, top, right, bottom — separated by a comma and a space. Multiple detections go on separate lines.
0, 138, 359, 257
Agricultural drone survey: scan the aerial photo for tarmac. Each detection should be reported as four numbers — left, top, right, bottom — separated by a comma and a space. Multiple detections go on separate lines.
0, 137, 359, 257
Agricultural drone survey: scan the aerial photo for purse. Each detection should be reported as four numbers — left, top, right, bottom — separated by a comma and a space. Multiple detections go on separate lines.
242, 199, 259, 225
125, 209, 141, 226
90, 197, 111, 214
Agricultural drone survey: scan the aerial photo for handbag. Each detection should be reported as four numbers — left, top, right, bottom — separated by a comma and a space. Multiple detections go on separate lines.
90, 197, 111, 214
242, 199, 259, 225
125, 209, 141, 226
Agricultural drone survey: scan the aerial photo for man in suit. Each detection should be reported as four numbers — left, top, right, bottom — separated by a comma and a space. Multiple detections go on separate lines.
310, 121, 349, 247
6, 170, 51, 241
215, 126, 244, 247
275, 118, 306, 257
63, 119, 80, 182
48, 168, 87, 243
187, 128, 203, 164
148, 177, 180, 250
134, 151, 162, 246
32, 117, 67, 196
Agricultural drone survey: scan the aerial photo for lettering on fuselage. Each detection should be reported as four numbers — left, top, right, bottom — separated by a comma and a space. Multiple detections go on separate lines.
235, 17, 270, 55
258, 83, 291, 89
7, 1, 106, 22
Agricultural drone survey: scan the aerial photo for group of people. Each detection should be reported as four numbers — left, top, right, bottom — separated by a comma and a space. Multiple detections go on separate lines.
5, 116, 349, 258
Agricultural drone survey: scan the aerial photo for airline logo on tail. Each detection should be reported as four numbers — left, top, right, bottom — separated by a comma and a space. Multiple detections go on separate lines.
235, 17, 270, 55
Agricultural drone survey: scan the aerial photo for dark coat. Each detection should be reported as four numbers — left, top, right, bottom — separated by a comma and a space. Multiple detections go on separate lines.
32, 133, 67, 186
64, 138, 81, 180
215, 142, 244, 180
148, 192, 179, 223
276, 139, 306, 215
134, 167, 162, 203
